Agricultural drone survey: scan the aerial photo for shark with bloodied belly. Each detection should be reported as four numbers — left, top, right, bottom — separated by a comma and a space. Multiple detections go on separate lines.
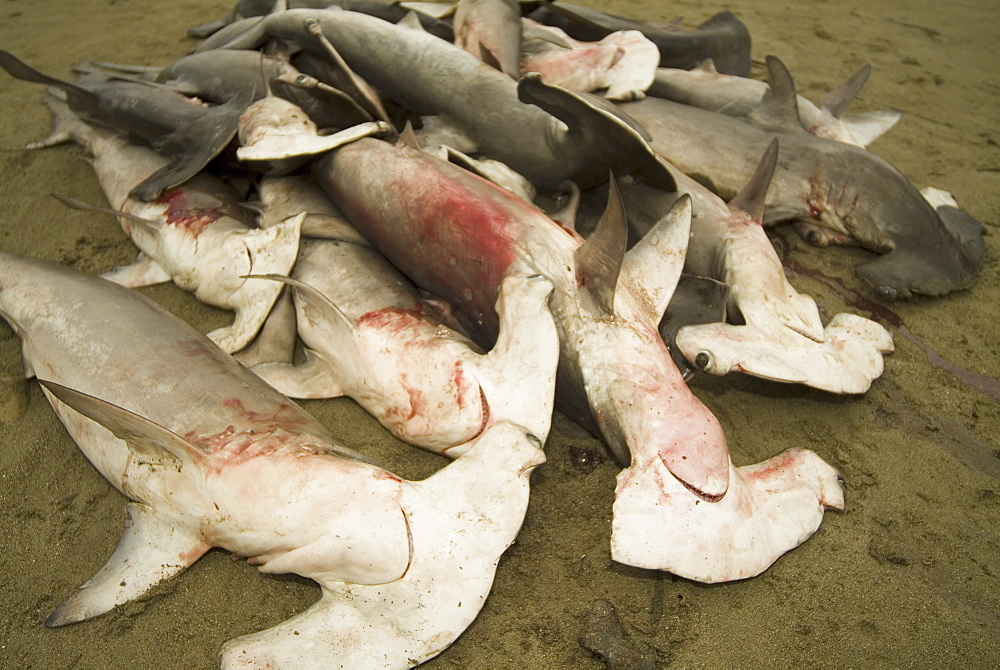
312, 136, 844, 582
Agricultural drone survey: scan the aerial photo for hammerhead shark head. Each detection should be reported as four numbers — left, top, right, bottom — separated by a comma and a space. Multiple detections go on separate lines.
311, 134, 844, 583
0, 250, 558, 668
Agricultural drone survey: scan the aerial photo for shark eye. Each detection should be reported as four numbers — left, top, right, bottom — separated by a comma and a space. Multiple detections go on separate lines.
294, 74, 312, 86
694, 351, 712, 370
874, 285, 899, 301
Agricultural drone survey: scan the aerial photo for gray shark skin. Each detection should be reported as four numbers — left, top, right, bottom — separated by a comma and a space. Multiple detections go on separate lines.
0, 250, 552, 669
311, 136, 844, 583
211, 7, 672, 190
527, 3, 752, 76
0, 50, 249, 202
618, 89, 986, 299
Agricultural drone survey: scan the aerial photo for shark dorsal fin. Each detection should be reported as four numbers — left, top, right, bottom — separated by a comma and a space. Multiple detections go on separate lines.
38, 380, 208, 465
397, 120, 422, 150
748, 55, 802, 132
693, 58, 718, 73
304, 17, 392, 124
575, 174, 628, 316
728, 137, 779, 221
818, 63, 871, 119
396, 10, 428, 32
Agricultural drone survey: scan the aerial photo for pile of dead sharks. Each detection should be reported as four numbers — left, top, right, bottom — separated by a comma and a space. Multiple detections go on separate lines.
0, 0, 987, 668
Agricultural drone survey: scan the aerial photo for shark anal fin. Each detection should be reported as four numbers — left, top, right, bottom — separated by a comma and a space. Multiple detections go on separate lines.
46, 502, 207, 627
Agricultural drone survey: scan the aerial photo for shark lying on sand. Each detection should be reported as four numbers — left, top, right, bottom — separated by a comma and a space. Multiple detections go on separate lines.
310, 134, 844, 582
0, 250, 557, 669
618, 56, 986, 299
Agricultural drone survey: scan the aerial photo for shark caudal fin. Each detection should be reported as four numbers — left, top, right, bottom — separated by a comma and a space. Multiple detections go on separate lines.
37, 381, 209, 625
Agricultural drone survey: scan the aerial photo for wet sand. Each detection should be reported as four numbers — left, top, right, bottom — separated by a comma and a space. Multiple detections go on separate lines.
0, 0, 997, 667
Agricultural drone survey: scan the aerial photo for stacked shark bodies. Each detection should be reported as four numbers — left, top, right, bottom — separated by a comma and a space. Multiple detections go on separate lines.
0, 0, 988, 668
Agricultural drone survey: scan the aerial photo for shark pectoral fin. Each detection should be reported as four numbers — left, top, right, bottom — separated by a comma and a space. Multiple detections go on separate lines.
400, 1, 457, 19
46, 503, 207, 627
245, 270, 356, 346
101, 252, 172, 288
396, 10, 428, 32
748, 56, 804, 132
210, 215, 304, 353
575, 175, 628, 315
251, 351, 346, 399
129, 88, 253, 202
517, 73, 674, 189
839, 109, 902, 147
621, 194, 692, 326
474, 273, 558, 442
38, 380, 208, 463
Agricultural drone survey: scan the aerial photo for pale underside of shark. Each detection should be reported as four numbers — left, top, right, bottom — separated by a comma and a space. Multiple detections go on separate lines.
311, 135, 844, 582
245, 176, 559, 457
0, 250, 556, 669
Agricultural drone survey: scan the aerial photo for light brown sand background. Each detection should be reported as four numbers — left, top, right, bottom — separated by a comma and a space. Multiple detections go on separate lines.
0, 0, 997, 667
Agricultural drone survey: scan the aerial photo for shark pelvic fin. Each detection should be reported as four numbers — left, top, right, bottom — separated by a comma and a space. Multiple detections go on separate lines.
748, 56, 803, 132
46, 502, 208, 627
575, 174, 629, 316
252, 350, 348, 400
728, 137, 779, 221
38, 380, 209, 465
818, 63, 871, 118
621, 193, 693, 327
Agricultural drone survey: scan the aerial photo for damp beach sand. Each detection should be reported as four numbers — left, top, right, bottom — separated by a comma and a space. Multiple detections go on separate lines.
0, 0, 997, 667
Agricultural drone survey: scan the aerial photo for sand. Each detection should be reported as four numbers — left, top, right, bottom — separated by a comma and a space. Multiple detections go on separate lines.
0, 0, 997, 667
